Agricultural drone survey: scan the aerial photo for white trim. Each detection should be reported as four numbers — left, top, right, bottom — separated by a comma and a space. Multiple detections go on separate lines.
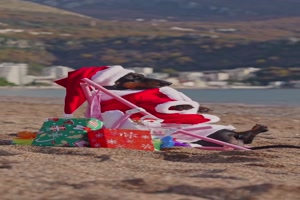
101, 110, 137, 129
91, 65, 134, 86
201, 114, 220, 123
159, 87, 194, 102
63, 114, 73, 118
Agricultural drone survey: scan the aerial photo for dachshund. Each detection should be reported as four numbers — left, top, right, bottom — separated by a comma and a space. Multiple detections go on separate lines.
105, 72, 172, 90
103, 72, 269, 147
105, 72, 212, 113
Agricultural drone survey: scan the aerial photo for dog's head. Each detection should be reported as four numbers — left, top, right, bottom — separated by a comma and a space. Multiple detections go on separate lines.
111, 72, 172, 90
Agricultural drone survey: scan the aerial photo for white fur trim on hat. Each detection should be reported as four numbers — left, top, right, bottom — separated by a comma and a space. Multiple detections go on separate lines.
159, 87, 194, 102
155, 100, 199, 114
91, 65, 134, 86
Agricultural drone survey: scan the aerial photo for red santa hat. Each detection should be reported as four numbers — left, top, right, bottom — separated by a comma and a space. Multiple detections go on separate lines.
55, 65, 134, 115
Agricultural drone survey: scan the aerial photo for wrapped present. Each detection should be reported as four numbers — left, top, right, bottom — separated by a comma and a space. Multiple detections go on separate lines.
88, 129, 155, 151
32, 118, 103, 147
12, 131, 37, 146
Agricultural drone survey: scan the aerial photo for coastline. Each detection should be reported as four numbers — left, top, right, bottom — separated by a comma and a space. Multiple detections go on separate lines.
1, 85, 297, 90
1, 95, 299, 119
0, 85, 64, 89
1, 95, 300, 109
1, 86, 300, 107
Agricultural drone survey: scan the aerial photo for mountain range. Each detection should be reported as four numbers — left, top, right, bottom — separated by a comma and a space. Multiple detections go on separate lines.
24, 0, 300, 21
0, 0, 299, 83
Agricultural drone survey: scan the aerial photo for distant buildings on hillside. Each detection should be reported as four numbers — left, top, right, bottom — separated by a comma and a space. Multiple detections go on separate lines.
0, 63, 298, 88
127, 66, 263, 88
0, 63, 28, 85
0, 63, 73, 85
41, 65, 74, 78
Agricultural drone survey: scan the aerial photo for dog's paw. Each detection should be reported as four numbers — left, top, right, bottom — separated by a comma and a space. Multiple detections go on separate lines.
252, 124, 269, 133
170, 104, 194, 111
198, 106, 213, 113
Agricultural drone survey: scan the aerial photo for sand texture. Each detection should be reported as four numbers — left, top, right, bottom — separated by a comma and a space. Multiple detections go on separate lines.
0, 96, 299, 200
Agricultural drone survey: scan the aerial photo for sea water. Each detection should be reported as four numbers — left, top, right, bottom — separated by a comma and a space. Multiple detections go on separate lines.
0, 88, 299, 106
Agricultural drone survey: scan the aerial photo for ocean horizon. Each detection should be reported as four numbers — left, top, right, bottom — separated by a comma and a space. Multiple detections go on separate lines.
0, 87, 299, 106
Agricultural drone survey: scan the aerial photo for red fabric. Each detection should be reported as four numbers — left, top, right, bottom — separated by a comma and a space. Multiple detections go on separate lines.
88, 129, 154, 151
56, 67, 210, 124
100, 88, 210, 124
55, 66, 108, 114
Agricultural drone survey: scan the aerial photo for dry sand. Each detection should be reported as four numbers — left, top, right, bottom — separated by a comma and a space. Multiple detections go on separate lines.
0, 96, 299, 200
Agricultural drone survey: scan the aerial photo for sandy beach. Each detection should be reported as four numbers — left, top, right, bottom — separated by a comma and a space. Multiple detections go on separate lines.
0, 96, 299, 200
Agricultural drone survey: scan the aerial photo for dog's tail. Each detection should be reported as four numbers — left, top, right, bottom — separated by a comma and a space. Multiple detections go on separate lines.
250, 144, 300, 150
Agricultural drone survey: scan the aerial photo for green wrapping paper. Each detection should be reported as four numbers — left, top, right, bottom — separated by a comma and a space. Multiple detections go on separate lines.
32, 118, 103, 147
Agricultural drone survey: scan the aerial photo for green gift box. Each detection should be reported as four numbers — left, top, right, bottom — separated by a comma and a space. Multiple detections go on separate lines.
32, 118, 103, 147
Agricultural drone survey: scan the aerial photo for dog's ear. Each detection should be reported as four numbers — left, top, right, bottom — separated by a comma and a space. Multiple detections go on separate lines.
115, 73, 136, 84
120, 73, 135, 81
113, 72, 172, 90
